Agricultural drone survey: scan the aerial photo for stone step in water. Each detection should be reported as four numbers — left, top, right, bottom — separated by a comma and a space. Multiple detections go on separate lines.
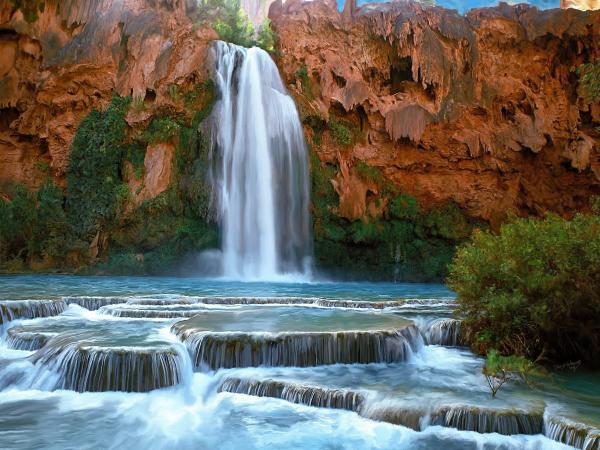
544, 414, 600, 450
0, 300, 67, 325
89, 294, 456, 308
170, 307, 419, 369
175, 327, 421, 370
0, 308, 187, 393
63, 296, 129, 310
218, 376, 544, 436
219, 377, 365, 411
29, 336, 184, 392
6, 326, 54, 351
99, 306, 207, 319
420, 318, 465, 346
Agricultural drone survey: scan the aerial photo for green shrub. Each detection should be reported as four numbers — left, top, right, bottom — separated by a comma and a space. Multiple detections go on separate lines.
32, 179, 70, 260
328, 115, 352, 146
573, 59, 600, 103
295, 65, 313, 99
212, 0, 255, 48
167, 84, 181, 102
448, 212, 600, 367
356, 161, 384, 186
0, 180, 72, 266
124, 142, 146, 179
257, 19, 276, 53
309, 149, 474, 281
389, 194, 418, 220
140, 116, 182, 144
0, 184, 36, 262
482, 350, 539, 398
67, 95, 131, 238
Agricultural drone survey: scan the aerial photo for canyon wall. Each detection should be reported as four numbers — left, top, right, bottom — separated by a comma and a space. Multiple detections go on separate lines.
271, 0, 600, 226
0, 0, 599, 278
0, 0, 212, 191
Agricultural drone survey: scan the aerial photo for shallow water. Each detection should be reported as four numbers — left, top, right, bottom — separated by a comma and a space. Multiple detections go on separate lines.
0, 275, 597, 450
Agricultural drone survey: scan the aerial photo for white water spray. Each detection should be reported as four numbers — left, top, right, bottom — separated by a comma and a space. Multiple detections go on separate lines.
209, 41, 312, 280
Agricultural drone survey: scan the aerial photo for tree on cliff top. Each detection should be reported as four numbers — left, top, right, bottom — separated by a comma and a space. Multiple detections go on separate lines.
447, 205, 600, 368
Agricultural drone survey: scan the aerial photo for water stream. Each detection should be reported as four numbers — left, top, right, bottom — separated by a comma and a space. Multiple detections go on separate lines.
0, 275, 598, 449
209, 42, 312, 280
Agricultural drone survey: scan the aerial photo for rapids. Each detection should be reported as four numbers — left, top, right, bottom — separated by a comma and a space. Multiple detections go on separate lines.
0, 275, 598, 450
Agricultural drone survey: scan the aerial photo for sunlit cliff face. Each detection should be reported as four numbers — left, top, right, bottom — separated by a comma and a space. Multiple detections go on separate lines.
561, 0, 600, 9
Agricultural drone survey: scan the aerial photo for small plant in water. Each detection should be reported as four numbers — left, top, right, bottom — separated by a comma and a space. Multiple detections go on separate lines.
482, 350, 538, 398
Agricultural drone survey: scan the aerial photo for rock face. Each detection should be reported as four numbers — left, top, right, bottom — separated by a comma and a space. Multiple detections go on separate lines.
0, 0, 213, 190
270, 0, 600, 224
0, 0, 599, 277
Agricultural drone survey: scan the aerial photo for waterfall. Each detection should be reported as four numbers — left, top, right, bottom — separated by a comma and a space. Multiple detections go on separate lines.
209, 41, 312, 280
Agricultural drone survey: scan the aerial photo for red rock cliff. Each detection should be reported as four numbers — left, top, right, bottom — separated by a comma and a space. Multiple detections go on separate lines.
270, 0, 600, 225
0, 0, 214, 193
1, 0, 599, 228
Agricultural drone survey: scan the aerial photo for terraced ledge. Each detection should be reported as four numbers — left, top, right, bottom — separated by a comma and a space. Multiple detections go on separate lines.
420, 319, 465, 347
172, 325, 423, 370
99, 306, 203, 319
29, 339, 185, 392
63, 296, 129, 310
0, 300, 66, 325
544, 414, 600, 450
219, 376, 544, 436
125, 296, 452, 309
219, 377, 365, 411
6, 326, 54, 351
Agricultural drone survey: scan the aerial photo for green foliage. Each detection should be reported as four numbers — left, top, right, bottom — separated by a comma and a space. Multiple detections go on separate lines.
482, 350, 539, 397
389, 194, 418, 220
448, 212, 600, 367
573, 59, 600, 103
0, 180, 72, 268
2, 81, 218, 274
0, 184, 36, 263
8, 0, 45, 23
356, 161, 384, 186
328, 115, 352, 146
34, 160, 51, 175
310, 147, 475, 281
168, 84, 181, 102
124, 143, 146, 180
66, 95, 131, 238
193, 0, 278, 52
256, 19, 276, 54
132, 95, 145, 112
295, 65, 313, 99
140, 116, 182, 144
212, 0, 256, 48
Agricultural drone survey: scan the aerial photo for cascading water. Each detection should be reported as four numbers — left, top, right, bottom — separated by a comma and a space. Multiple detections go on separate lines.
209, 41, 312, 280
